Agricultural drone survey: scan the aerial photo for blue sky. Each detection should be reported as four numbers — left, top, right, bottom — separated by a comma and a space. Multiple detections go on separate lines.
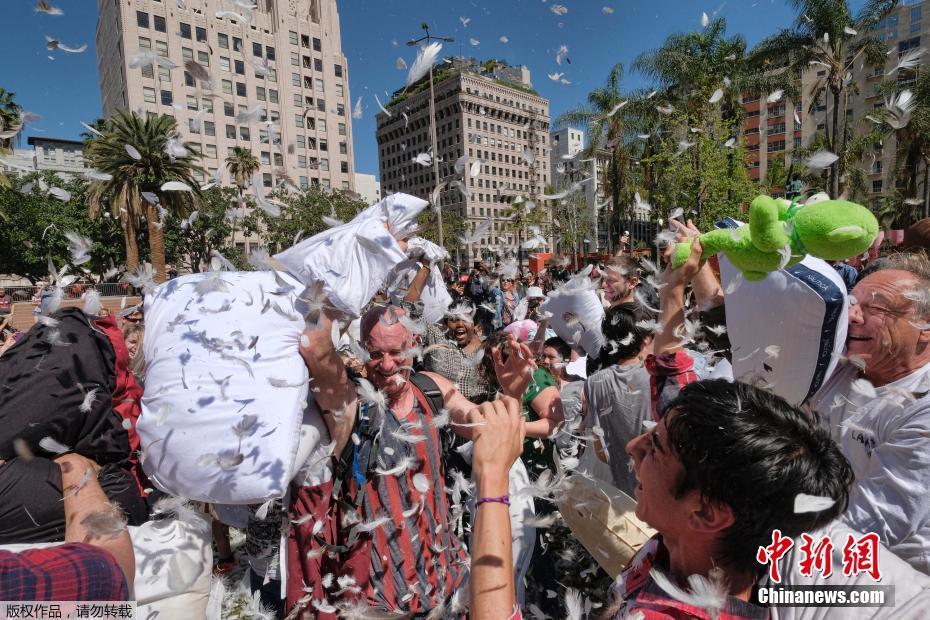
0, 0, 868, 178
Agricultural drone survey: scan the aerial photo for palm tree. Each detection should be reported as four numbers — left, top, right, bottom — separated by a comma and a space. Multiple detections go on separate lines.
86, 110, 203, 283
556, 62, 633, 254
751, 0, 897, 197
225, 147, 260, 251
875, 68, 930, 224
0, 88, 23, 199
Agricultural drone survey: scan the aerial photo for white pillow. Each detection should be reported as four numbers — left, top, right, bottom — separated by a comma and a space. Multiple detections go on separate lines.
720, 254, 848, 405
539, 267, 606, 357
274, 193, 429, 317
139, 270, 315, 504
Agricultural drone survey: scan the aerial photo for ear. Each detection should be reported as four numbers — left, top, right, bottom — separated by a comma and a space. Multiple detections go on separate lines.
630, 275, 641, 288
686, 496, 736, 535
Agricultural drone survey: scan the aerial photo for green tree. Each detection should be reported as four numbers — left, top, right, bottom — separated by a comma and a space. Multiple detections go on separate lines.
0, 87, 23, 200
0, 173, 125, 282
225, 147, 260, 247
751, 0, 897, 197
242, 186, 367, 252
551, 187, 595, 262
556, 63, 633, 254
85, 110, 204, 282
164, 186, 243, 273
499, 196, 552, 269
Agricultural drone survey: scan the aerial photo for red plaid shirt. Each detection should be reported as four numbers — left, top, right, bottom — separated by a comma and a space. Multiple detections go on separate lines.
645, 352, 699, 421
0, 544, 129, 601
611, 536, 768, 619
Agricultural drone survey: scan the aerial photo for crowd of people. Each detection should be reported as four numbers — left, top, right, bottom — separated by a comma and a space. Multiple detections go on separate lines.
1, 201, 930, 620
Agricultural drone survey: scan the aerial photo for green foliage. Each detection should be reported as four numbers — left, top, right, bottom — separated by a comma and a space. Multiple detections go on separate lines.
164, 186, 242, 273
242, 186, 368, 252
0, 173, 125, 282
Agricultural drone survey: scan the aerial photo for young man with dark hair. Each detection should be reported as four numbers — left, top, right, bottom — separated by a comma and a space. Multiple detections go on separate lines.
615, 378, 853, 617
602, 255, 641, 307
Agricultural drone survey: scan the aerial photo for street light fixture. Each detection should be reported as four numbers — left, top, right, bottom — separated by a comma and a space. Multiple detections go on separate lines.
406, 22, 454, 248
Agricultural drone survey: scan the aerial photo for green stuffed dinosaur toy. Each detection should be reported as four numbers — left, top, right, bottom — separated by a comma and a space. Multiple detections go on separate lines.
671, 195, 879, 281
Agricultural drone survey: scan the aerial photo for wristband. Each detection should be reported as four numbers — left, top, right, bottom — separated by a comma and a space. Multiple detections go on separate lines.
476, 495, 510, 507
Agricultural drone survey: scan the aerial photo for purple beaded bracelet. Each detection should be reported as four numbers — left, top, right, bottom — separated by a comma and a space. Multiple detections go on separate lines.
476, 495, 510, 507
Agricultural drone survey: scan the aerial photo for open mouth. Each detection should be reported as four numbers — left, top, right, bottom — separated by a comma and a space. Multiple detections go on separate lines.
453, 328, 468, 339
847, 335, 871, 342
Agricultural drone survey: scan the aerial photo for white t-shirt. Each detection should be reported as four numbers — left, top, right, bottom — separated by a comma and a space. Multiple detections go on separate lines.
810, 361, 930, 574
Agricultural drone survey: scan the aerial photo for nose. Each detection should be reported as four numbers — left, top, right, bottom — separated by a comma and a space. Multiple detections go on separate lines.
848, 299, 864, 325
626, 432, 648, 471
378, 354, 396, 373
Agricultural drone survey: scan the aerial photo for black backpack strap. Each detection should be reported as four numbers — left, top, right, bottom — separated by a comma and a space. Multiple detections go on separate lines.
409, 373, 444, 417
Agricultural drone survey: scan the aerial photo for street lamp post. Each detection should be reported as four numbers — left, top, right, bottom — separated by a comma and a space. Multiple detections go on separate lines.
408, 23, 454, 249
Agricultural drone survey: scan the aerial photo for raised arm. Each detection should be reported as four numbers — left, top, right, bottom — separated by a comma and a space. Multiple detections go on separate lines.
56, 454, 135, 591
469, 397, 525, 620
525, 386, 564, 439
299, 308, 358, 456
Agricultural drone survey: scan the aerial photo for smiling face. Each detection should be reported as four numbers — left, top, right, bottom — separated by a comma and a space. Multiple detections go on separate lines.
540, 345, 565, 375
847, 269, 930, 385
364, 319, 415, 399
603, 267, 638, 305
444, 315, 475, 347
124, 332, 141, 359
501, 277, 514, 291
626, 414, 694, 535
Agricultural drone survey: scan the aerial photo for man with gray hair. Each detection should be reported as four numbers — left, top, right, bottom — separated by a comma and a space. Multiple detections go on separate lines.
810, 251, 930, 574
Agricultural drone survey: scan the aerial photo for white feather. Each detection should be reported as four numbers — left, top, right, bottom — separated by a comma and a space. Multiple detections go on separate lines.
39, 436, 70, 454
161, 180, 193, 192
650, 568, 728, 617
804, 150, 839, 170
406, 42, 442, 87
80, 388, 100, 413
125, 144, 142, 160
794, 493, 837, 514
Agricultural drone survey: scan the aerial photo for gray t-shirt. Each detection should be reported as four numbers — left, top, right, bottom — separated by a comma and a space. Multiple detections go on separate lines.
556, 379, 585, 451
584, 362, 651, 495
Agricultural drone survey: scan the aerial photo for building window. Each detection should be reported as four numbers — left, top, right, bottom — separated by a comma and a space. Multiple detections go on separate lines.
312, 57, 322, 72
240, 127, 250, 141
154, 15, 166, 33
255, 86, 265, 101
188, 118, 200, 134
218, 33, 229, 49
205, 144, 217, 159
263, 173, 272, 187
155, 40, 168, 56
222, 79, 232, 94
234, 59, 245, 75
334, 64, 343, 78
220, 56, 230, 71
236, 82, 246, 97
197, 51, 209, 65
303, 76, 312, 88
318, 119, 325, 132
143, 87, 156, 103
266, 46, 275, 60
335, 83, 344, 98
136, 11, 149, 28
317, 99, 325, 111
292, 72, 300, 86
224, 101, 234, 117
341, 161, 348, 173
182, 47, 193, 62
872, 179, 883, 193
226, 124, 236, 139
233, 36, 242, 52
793, 136, 802, 149
158, 66, 171, 83
295, 114, 304, 128
289, 31, 298, 45
260, 151, 271, 165
320, 140, 328, 151
320, 158, 329, 171
186, 94, 198, 110
274, 152, 283, 166
180, 23, 192, 39
299, 176, 308, 189
196, 26, 207, 42
268, 89, 278, 104
204, 121, 215, 136
139, 36, 151, 50
251, 42, 261, 57
338, 122, 346, 136
202, 98, 213, 112
160, 90, 173, 105
767, 123, 786, 135
339, 142, 347, 154
767, 140, 785, 152
315, 78, 324, 92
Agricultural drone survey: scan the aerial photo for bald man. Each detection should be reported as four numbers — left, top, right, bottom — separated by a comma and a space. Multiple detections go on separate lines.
290, 304, 535, 617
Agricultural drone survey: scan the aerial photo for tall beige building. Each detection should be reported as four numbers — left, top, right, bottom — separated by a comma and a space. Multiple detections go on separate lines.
96, 0, 356, 250
376, 57, 551, 265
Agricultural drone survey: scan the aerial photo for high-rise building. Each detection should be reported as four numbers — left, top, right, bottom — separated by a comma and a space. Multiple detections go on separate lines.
354, 171, 381, 205
96, 0, 356, 236
376, 57, 551, 264
746, 0, 927, 207
0, 137, 89, 180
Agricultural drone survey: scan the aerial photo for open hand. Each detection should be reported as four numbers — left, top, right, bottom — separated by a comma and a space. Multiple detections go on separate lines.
661, 237, 704, 289
470, 397, 526, 486
492, 334, 537, 399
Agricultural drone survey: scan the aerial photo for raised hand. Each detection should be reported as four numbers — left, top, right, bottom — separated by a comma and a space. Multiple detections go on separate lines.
492, 334, 537, 399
